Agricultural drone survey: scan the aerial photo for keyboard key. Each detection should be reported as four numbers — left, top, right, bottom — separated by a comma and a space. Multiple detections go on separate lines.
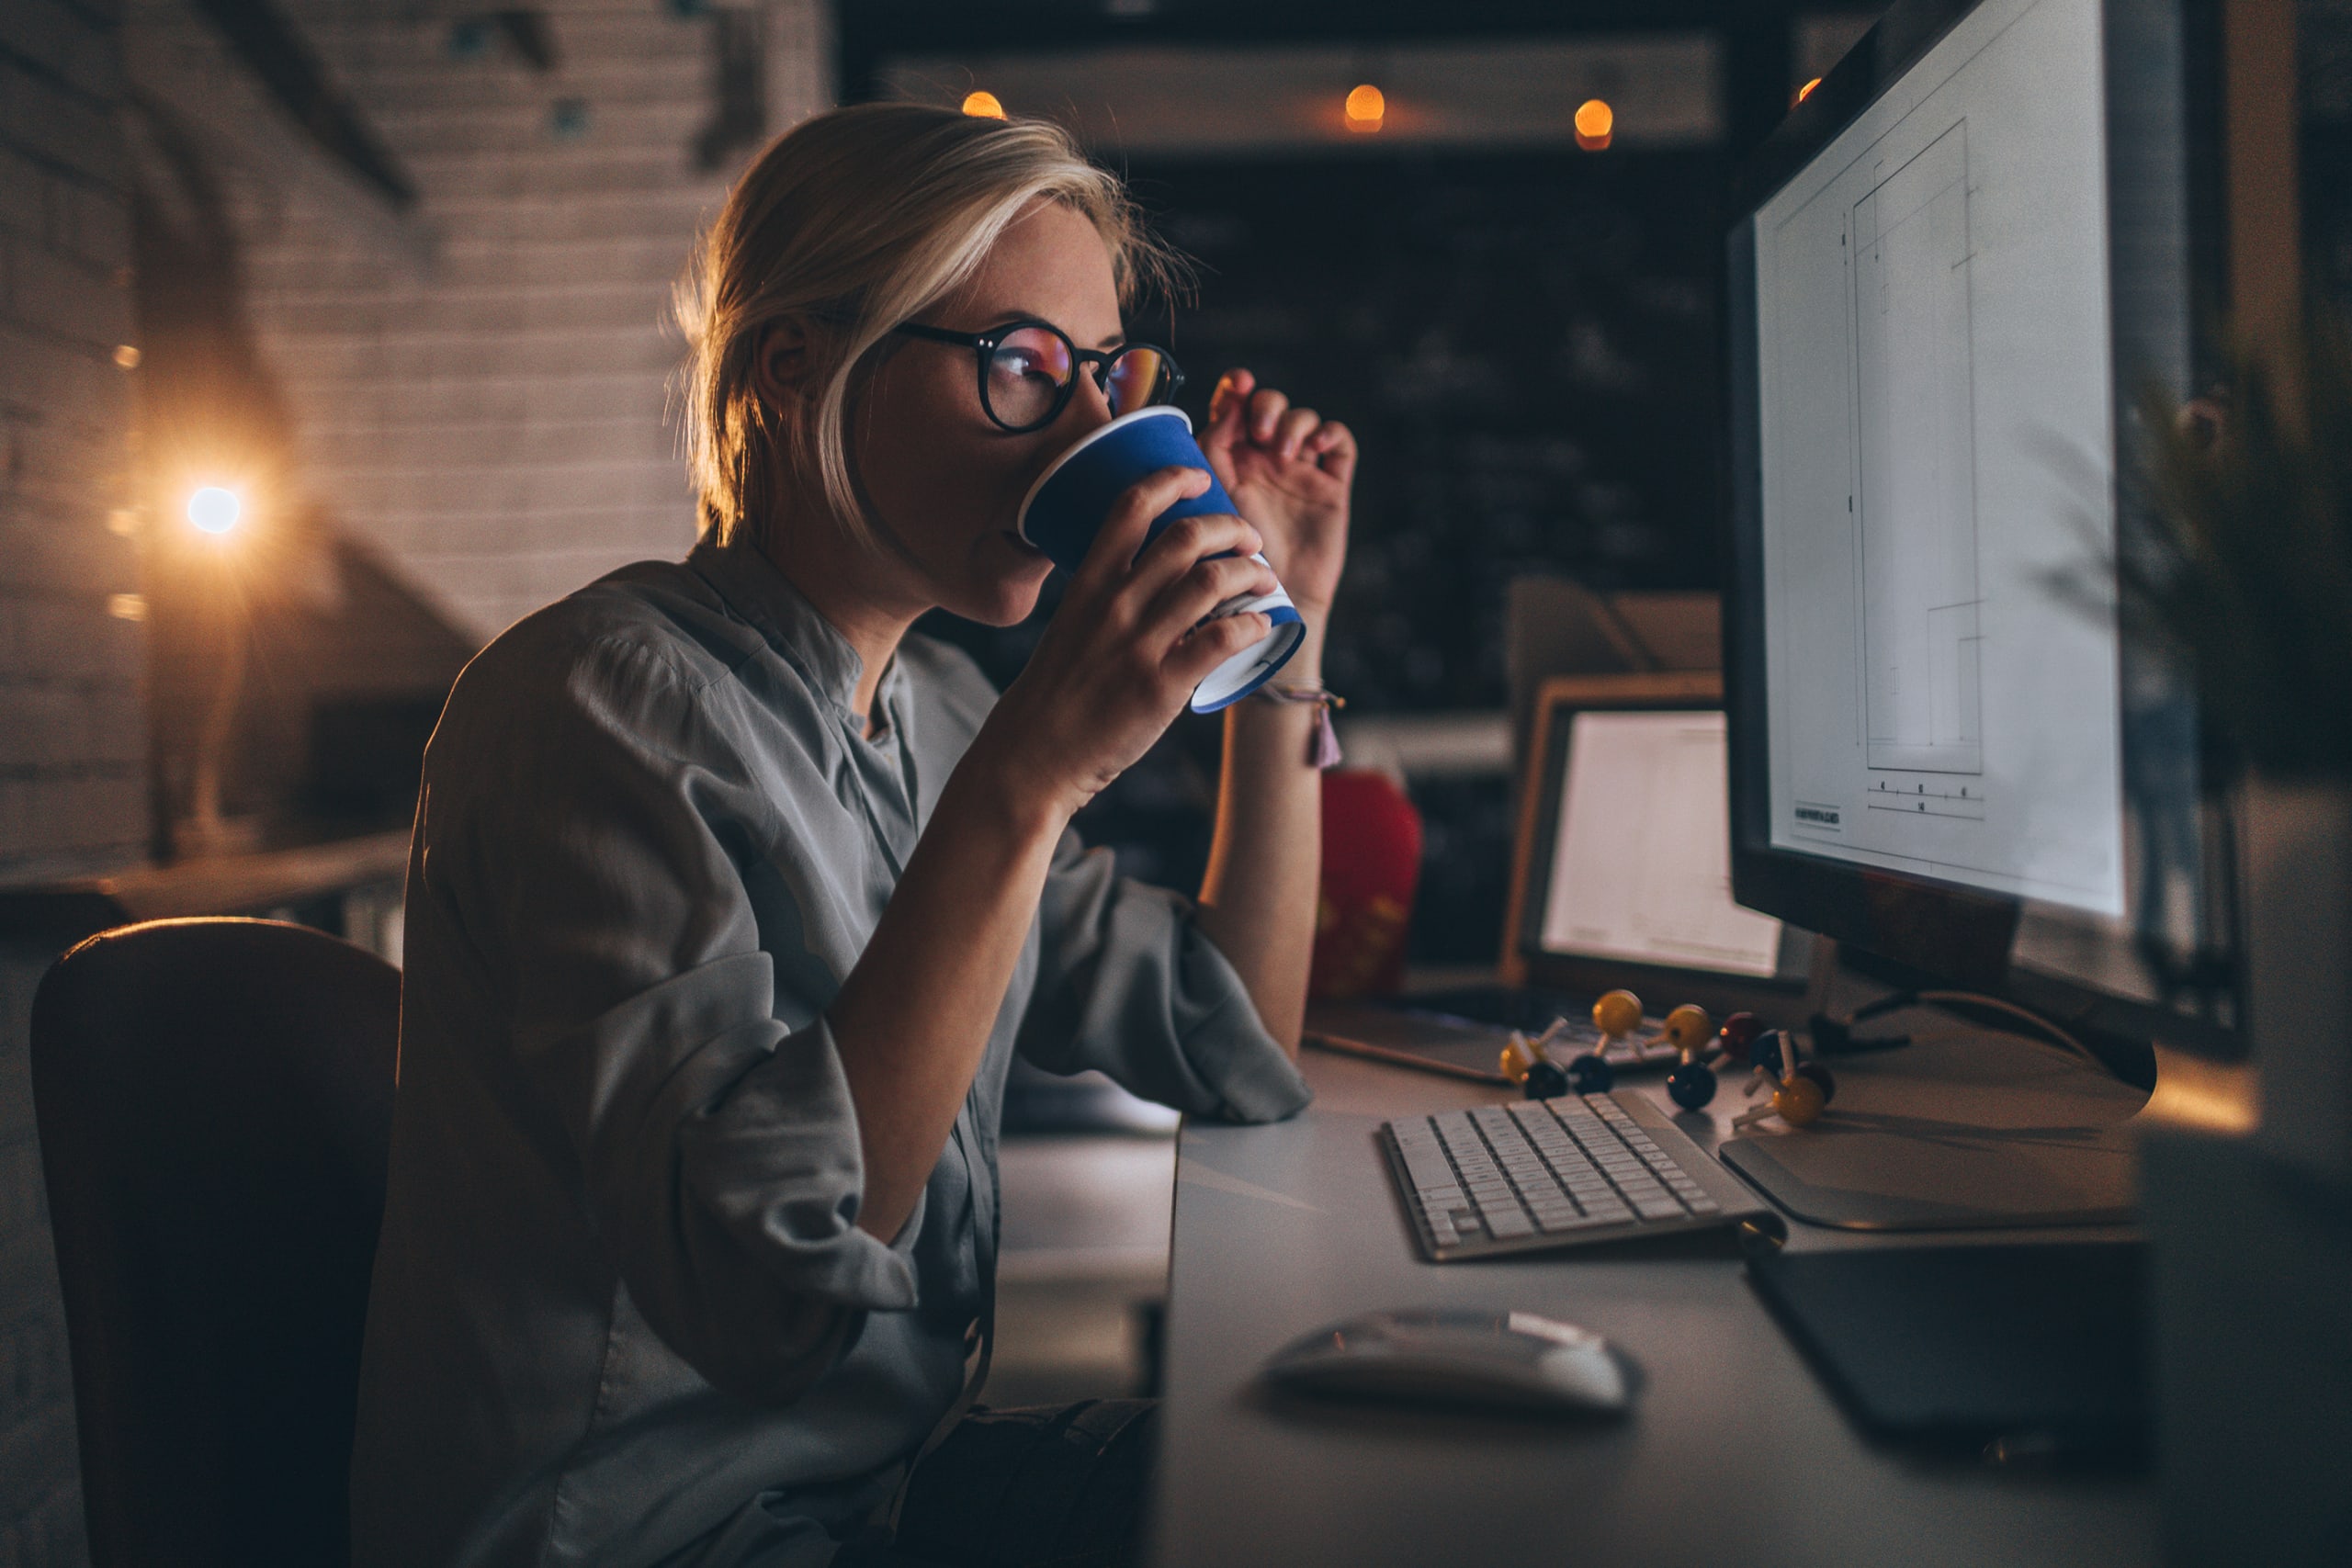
1486, 1211, 1535, 1238
1398, 1142, 1446, 1166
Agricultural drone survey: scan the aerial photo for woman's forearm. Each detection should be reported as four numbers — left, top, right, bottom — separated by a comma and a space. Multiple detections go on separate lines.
830, 739, 1068, 1240
1194, 621, 1327, 1053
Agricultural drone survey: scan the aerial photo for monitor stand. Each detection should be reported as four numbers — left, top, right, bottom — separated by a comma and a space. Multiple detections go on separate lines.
1715, 999, 2151, 1232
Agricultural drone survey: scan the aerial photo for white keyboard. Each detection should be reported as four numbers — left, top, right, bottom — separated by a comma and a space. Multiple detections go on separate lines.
1382, 1092, 1767, 1260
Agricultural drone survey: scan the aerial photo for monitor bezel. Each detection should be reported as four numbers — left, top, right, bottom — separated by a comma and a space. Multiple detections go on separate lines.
1721, 0, 2239, 1051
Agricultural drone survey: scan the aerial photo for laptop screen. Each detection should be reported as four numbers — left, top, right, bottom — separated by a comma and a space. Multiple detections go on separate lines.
1536, 710, 1784, 977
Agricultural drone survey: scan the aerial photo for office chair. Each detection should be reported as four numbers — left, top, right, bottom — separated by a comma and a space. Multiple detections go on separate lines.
31, 917, 400, 1568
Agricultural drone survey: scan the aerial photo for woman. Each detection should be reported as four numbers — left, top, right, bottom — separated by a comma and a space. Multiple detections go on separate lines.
350, 104, 1354, 1567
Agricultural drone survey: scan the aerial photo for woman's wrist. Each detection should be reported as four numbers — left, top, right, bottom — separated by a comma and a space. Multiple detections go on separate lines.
951, 726, 1080, 848
1272, 615, 1327, 686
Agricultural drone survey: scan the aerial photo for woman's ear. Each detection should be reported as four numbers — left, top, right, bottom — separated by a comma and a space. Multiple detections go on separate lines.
752, 318, 818, 420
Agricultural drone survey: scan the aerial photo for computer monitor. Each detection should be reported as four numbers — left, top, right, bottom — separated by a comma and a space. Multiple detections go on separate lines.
1543, 710, 1784, 977
1503, 675, 1811, 1014
1724, 0, 2236, 1067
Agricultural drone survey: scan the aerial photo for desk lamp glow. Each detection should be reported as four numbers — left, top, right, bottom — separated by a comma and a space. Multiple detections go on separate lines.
187, 485, 242, 536
181, 483, 250, 853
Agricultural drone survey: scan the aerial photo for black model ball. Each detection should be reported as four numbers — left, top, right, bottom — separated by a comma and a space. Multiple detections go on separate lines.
1522, 1059, 1571, 1100
1564, 1053, 1614, 1094
1665, 1062, 1718, 1111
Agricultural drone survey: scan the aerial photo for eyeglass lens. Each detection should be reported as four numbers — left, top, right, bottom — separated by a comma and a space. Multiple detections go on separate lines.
984, 326, 1074, 430
1102, 346, 1169, 415
983, 327, 1170, 430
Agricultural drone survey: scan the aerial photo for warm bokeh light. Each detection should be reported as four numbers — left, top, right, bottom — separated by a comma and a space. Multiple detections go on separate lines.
1574, 97, 1613, 151
1344, 83, 1385, 132
961, 90, 1006, 119
187, 485, 242, 535
112, 344, 140, 369
1796, 77, 1823, 105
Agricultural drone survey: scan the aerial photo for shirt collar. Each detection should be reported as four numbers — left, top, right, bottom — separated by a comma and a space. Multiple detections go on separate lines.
689, 533, 875, 720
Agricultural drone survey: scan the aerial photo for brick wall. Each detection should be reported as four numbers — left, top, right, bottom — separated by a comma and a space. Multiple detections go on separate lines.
0, 5, 830, 1561
132, 0, 832, 644
1, 0, 147, 888
0, 0, 144, 1559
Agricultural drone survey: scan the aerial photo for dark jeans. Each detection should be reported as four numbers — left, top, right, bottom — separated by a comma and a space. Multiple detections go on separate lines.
838, 1400, 1159, 1568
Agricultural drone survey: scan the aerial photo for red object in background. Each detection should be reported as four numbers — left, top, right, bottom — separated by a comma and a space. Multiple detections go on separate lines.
1309, 769, 1423, 999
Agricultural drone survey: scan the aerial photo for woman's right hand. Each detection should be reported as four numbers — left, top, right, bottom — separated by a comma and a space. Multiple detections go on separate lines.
975, 465, 1277, 825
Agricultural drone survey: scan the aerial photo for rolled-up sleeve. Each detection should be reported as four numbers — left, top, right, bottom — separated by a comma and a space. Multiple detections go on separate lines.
1013, 829, 1312, 1122
431, 633, 919, 1404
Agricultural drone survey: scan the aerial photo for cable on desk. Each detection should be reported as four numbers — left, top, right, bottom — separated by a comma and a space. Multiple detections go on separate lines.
1811, 990, 2108, 1075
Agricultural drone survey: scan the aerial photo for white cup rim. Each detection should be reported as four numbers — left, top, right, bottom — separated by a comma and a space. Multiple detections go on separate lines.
1014, 405, 1194, 544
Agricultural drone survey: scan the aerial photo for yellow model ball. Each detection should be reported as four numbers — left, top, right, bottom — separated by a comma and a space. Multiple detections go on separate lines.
1592, 989, 1644, 1039
1499, 1035, 1536, 1083
1663, 1004, 1713, 1055
1773, 1075, 1827, 1127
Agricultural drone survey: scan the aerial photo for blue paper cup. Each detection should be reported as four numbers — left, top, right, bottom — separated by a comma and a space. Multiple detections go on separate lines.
1015, 406, 1305, 713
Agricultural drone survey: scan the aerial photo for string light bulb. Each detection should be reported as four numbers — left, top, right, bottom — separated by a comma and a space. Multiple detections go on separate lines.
1795, 77, 1823, 106
187, 485, 242, 536
1574, 98, 1613, 152
961, 90, 1006, 119
1344, 83, 1385, 133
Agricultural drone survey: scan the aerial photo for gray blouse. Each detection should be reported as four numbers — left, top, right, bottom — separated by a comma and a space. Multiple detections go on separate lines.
349, 536, 1311, 1568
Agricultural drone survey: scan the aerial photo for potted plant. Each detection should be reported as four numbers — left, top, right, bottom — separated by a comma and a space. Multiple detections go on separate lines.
2086, 304, 2352, 1566
2111, 304, 2352, 1180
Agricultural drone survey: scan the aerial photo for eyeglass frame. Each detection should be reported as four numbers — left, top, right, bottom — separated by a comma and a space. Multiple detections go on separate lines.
890, 318, 1186, 434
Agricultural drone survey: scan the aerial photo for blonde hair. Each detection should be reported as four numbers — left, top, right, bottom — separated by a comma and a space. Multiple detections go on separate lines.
675, 103, 1187, 548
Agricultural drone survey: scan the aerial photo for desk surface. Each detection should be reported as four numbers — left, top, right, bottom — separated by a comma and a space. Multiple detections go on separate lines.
1149, 1045, 2155, 1568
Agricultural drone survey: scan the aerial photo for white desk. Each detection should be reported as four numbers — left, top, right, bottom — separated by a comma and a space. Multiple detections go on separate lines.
1148, 1045, 2155, 1568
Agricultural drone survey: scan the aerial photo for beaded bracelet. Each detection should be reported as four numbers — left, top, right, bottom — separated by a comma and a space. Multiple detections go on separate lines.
1256, 682, 1345, 769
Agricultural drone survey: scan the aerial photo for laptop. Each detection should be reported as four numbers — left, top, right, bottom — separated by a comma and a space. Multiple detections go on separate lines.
1306, 672, 1810, 1084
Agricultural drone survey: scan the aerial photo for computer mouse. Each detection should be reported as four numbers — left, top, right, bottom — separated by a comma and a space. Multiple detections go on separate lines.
1260, 1308, 1634, 1415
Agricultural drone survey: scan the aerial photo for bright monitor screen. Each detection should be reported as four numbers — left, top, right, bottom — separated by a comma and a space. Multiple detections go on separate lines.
1540, 710, 1784, 977
1751, 0, 2126, 915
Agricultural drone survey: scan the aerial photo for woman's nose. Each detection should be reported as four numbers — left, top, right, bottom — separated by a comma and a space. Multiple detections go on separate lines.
1065, 368, 1116, 434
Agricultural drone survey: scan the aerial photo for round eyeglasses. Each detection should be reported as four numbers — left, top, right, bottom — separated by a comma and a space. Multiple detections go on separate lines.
892, 319, 1185, 434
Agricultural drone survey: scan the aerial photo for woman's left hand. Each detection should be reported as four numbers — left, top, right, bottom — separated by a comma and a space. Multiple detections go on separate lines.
1200, 368, 1354, 620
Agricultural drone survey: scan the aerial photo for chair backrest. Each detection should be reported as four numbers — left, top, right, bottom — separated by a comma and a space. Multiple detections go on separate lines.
31, 918, 400, 1568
